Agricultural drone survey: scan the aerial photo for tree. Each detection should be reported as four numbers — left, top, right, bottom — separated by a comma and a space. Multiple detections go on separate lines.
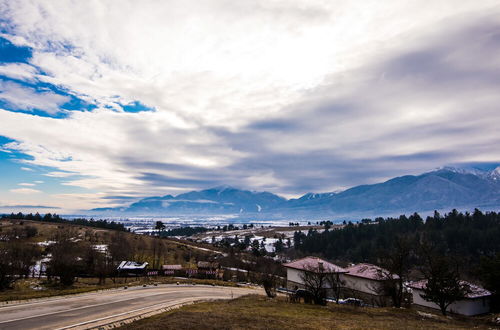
326, 272, 345, 304
479, 253, 500, 311
299, 264, 332, 305
47, 230, 83, 286
0, 244, 15, 290
261, 260, 281, 298
419, 248, 468, 315
274, 238, 284, 253
155, 221, 166, 236
251, 239, 260, 256
377, 236, 413, 307
9, 241, 41, 278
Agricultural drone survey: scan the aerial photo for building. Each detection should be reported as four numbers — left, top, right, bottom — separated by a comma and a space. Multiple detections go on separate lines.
162, 264, 183, 276
283, 256, 347, 294
196, 261, 222, 279
409, 280, 491, 316
117, 261, 148, 276
341, 263, 398, 306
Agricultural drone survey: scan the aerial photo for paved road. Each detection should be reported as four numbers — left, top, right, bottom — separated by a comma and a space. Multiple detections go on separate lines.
0, 285, 257, 330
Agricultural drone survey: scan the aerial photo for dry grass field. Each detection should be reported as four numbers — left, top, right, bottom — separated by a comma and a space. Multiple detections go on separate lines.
122, 295, 498, 330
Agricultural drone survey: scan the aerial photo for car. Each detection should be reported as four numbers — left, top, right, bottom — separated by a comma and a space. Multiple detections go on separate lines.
339, 298, 364, 306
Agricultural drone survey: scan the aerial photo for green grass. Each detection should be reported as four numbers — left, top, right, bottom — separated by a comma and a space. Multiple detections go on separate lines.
121, 295, 496, 330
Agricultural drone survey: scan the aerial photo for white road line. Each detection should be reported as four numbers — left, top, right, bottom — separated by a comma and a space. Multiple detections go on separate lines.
0, 285, 154, 309
0, 284, 224, 310
55, 297, 202, 329
0, 290, 187, 324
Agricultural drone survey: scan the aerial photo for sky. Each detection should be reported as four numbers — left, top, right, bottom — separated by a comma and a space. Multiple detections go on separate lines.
0, 1, 499, 213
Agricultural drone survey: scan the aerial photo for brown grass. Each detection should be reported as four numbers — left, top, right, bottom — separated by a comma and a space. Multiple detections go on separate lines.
122, 295, 496, 330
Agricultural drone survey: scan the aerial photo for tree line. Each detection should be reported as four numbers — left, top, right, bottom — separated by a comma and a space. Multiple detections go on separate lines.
1, 212, 127, 231
291, 209, 500, 313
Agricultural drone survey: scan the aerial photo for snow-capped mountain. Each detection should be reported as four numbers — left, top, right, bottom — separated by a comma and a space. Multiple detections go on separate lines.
93, 186, 286, 214
91, 166, 500, 216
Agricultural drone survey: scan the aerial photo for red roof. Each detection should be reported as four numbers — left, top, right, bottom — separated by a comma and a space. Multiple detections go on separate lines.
408, 280, 491, 299
344, 263, 399, 280
283, 256, 347, 273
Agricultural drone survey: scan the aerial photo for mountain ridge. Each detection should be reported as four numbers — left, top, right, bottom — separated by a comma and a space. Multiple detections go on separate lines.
90, 166, 500, 216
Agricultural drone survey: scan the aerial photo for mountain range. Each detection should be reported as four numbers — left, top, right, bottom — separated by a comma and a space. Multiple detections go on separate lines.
91, 166, 500, 218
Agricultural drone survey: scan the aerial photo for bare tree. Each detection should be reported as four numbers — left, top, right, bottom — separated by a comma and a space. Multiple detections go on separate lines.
47, 229, 83, 286
326, 272, 345, 304
260, 260, 282, 298
299, 264, 331, 305
377, 236, 413, 307
10, 241, 41, 278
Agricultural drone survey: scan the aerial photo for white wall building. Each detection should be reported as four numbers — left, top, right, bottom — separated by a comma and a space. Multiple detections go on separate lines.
283, 256, 347, 291
409, 280, 491, 316
340, 263, 398, 306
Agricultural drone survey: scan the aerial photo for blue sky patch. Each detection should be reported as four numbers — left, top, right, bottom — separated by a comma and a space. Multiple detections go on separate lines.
121, 101, 155, 113
0, 37, 32, 63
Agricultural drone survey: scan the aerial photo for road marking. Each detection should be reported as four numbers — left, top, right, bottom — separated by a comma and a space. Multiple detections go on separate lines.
0, 287, 251, 325
0, 284, 160, 309
0, 290, 186, 324
0, 284, 227, 310
59, 292, 251, 330
55, 297, 202, 329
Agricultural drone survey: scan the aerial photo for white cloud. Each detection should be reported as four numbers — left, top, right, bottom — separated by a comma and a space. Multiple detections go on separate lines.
20, 167, 34, 171
0, 81, 70, 114
44, 171, 77, 178
0, 1, 499, 210
0, 63, 38, 82
18, 182, 35, 186
3, 1, 498, 125
34, 180, 44, 184
10, 188, 41, 194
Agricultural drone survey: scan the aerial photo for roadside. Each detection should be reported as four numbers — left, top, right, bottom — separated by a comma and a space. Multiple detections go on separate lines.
120, 295, 498, 330
0, 285, 258, 330
0, 276, 239, 304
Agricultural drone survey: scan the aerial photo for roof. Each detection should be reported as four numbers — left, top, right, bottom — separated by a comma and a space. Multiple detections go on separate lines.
162, 264, 182, 270
283, 256, 347, 273
197, 261, 219, 269
408, 280, 492, 299
344, 263, 399, 281
117, 261, 148, 270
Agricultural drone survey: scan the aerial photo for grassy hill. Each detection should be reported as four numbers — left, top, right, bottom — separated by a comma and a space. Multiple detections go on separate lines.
0, 218, 220, 301
122, 295, 497, 330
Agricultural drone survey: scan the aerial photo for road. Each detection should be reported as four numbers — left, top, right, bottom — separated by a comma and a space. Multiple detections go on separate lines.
0, 285, 257, 330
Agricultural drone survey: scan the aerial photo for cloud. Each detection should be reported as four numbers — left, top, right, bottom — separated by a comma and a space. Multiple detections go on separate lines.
20, 167, 33, 171
9, 188, 41, 194
0, 204, 59, 209
0, 1, 499, 210
0, 80, 70, 114
18, 182, 35, 186
34, 180, 44, 184
44, 171, 77, 178
0, 63, 38, 81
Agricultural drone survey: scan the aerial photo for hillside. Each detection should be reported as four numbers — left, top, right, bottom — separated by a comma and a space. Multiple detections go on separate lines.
121, 295, 496, 330
0, 218, 218, 301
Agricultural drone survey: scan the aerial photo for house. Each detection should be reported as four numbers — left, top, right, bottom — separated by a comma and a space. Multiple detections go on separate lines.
196, 261, 221, 279
409, 280, 491, 316
341, 263, 398, 306
283, 256, 347, 294
117, 261, 148, 276
162, 264, 183, 276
